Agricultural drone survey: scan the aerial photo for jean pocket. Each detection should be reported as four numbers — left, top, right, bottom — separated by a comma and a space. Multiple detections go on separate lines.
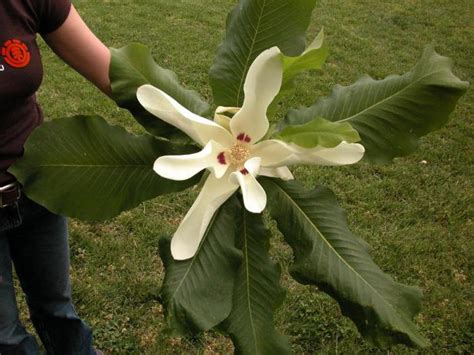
0, 203, 22, 233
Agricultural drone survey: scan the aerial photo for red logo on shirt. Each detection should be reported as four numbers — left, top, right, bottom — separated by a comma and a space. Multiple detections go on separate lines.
1, 39, 31, 68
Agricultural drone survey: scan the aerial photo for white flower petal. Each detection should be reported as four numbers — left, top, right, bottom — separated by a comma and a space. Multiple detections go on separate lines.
213, 114, 231, 132
243, 157, 261, 176
230, 47, 283, 143
154, 140, 229, 181
230, 158, 267, 213
171, 173, 239, 260
290, 142, 366, 166
252, 139, 295, 167
254, 140, 365, 167
137, 85, 233, 147
259, 166, 294, 181
214, 106, 240, 115
214, 106, 241, 131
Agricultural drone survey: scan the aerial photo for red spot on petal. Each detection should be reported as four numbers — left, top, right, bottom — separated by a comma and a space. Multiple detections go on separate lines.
237, 133, 252, 143
217, 152, 227, 165
240, 168, 249, 175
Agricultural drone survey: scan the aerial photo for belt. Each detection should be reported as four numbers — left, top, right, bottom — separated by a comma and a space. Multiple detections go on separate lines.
0, 182, 21, 208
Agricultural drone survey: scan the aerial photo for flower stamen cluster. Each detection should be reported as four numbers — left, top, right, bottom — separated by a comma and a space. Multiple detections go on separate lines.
228, 143, 250, 168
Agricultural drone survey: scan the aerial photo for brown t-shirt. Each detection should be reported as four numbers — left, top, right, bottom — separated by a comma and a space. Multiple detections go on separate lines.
0, 0, 71, 184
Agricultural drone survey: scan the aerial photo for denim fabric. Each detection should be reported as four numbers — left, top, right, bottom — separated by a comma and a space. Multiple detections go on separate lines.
0, 195, 95, 355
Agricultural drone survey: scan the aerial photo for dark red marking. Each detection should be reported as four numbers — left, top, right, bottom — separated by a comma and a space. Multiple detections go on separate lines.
240, 168, 249, 175
217, 152, 227, 165
237, 133, 251, 143
1, 39, 31, 68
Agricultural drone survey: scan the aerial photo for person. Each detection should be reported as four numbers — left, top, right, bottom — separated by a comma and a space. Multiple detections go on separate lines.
0, 0, 111, 353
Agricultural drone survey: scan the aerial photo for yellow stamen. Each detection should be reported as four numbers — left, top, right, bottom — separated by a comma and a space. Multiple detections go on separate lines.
229, 144, 250, 166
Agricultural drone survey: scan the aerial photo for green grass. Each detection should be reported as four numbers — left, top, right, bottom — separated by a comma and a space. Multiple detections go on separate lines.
15, 0, 473, 353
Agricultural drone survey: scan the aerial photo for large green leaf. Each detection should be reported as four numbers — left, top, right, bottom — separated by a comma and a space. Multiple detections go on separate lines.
209, 0, 317, 107
159, 196, 242, 335
220, 207, 290, 355
276, 117, 360, 148
110, 43, 210, 136
9, 116, 199, 220
286, 47, 469, 163
261, 178, 430, 348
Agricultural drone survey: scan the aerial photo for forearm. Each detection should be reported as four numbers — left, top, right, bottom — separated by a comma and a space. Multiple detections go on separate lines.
43, 5, 111, 97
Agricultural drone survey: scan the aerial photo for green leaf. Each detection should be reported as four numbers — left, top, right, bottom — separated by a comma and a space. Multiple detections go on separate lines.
276, 117, 360, 148
110, 43, 210, 136
261, 178, 430, 348
159, 196, 242, 335
9, 116, 199, 220
269, 29, 329, 114
286, 46, 469, 163
281, 29, 328, 83
209, 0, 317, 107
220, 207, 291, 355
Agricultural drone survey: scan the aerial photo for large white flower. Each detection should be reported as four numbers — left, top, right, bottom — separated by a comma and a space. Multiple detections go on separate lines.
137, 47, 365, 260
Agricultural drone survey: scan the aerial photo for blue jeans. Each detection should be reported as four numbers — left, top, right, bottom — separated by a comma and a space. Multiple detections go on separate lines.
0, 195, 95, 355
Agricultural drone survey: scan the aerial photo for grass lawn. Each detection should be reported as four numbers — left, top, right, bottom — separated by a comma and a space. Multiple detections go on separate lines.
15, 0, 472, 353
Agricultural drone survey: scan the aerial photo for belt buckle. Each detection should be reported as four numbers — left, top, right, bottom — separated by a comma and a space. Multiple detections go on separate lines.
0, 182, 20, 208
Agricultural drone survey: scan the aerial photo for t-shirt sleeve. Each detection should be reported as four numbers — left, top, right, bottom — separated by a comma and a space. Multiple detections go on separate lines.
37, 0, 72, 35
